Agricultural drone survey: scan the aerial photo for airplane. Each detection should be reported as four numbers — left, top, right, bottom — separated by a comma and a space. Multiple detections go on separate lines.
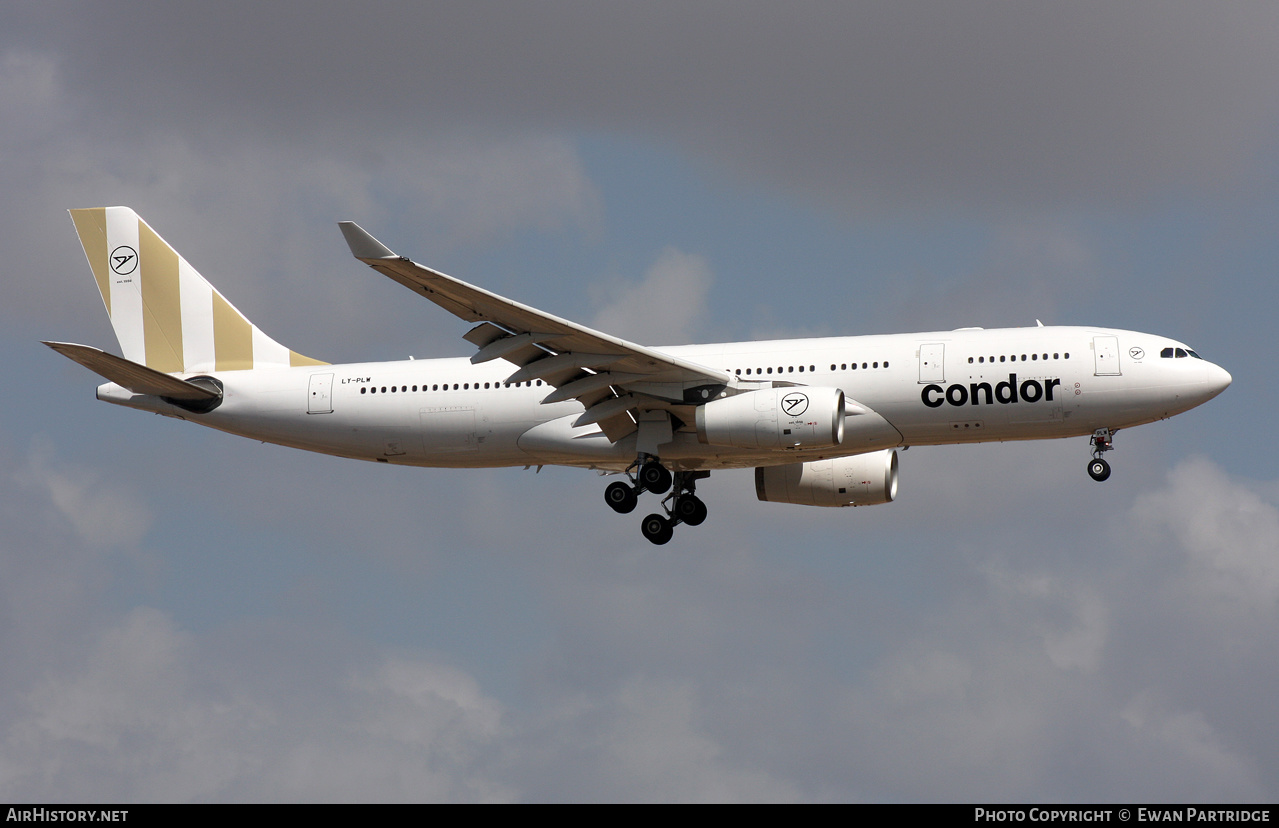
46, 207, 1232, 545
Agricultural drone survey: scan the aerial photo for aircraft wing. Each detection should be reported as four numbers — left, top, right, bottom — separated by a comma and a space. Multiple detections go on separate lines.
339, 222, 731, 440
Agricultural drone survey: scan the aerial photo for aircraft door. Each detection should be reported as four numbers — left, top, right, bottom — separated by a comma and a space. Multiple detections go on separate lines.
307, 373, 334, 414
919, 343, 945, 383
1093, 336, 1121, 376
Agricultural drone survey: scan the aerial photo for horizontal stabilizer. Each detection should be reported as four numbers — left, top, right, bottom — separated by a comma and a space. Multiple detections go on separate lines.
43, 341, 219, 401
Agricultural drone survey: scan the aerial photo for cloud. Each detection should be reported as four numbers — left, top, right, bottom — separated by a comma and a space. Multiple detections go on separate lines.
591, 248, 713, 345
1131, 456, 1279, 614
2, 2, 1274, 803
20, 442, 153, 549
5, 608, 515, 801
22, 3, 1279, 212
0, 43, 599, 360
513, 677, 801, 802
2, 425, 1277, 801
881, 220, 1105, 331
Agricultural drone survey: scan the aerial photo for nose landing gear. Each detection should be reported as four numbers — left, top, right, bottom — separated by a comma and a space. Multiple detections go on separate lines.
1087, 428, 1114, 481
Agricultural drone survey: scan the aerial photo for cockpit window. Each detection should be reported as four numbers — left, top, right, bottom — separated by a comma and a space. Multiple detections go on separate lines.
1187, 349, 1202, 359
1175, 348, 1188, 358
1161, 348, 1174, 358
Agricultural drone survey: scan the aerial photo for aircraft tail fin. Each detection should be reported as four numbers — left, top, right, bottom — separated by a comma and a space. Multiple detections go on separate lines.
67, 207, 326, 372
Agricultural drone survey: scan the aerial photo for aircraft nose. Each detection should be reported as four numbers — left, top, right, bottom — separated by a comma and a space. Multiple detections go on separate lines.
1206, 363, 1232, 397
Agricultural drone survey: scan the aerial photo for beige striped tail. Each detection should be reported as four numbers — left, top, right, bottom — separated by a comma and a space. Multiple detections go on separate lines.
69, 207, 326, 373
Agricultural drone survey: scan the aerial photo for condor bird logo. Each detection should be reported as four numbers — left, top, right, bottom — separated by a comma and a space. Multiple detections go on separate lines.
109, 246, 137, 276
781, 392, 809, 416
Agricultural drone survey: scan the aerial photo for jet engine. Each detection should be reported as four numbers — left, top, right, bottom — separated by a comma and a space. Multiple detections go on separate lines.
695, 386, 845, 449
755, 449, 898, 507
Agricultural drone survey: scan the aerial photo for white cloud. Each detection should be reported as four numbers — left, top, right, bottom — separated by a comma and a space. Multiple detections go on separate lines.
20, 443, 153, 549
984, 566, 1109, 674
591, 248, 713, 345
1132, 456, 1279, 614
515, 678, 801, 802
1121, 691, 1259, 798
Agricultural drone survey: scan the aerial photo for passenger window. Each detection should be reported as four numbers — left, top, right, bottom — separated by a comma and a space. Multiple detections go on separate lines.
361, 387, 367, 394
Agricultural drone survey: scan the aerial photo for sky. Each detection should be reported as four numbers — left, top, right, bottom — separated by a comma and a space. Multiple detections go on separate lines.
2, 1, 1277, 802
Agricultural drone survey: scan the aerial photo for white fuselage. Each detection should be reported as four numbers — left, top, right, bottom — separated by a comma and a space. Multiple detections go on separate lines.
96, 325, 1232, 472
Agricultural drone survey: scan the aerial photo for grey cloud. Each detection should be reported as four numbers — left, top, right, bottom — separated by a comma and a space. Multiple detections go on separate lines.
0, 43, 599, 358
3, 0, 1272, 803
23, 2, 1279, 212
2, 420, 1277, 800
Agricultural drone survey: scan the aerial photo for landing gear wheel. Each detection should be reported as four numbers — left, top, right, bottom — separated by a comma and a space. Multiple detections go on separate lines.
639, 461, 672, 494
1088, 457, 1111, 482
605, 481, 638, 513
641, 513, 674, 545
673, 495, 708, 526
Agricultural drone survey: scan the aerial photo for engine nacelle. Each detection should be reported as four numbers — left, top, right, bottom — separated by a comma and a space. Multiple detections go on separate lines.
695, 387, 845, 449
755, 449, 899, 507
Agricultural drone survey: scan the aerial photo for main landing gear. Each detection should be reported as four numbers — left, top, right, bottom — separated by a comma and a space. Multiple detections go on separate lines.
1087, 428, 1115, 482
604, 456, 709, 545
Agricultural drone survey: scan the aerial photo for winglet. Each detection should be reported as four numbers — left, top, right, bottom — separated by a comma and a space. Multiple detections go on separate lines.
338, 222, 397, 260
